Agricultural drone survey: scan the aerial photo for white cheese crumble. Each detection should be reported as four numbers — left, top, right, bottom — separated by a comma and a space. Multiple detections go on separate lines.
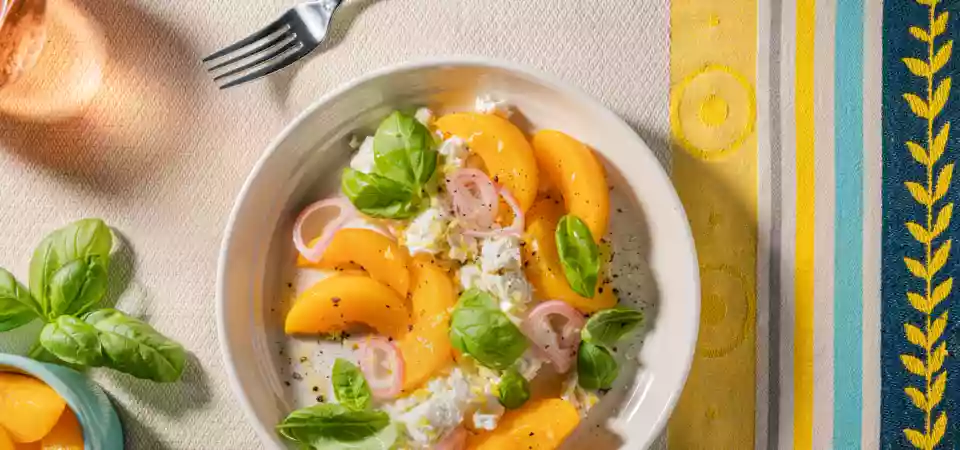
415, 107, 435, 127
387, 369, 472, 447
480, 235, 523, 273
403, 204, 450, 256
349, 136, 376, 173
438, 136, 469, 174
475, 95, 512, 118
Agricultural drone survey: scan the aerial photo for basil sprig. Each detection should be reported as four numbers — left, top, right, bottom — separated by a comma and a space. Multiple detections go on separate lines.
449, 289, 528, 370
581, 307, 644, 347
497, 367, 531, 409
342, 111, 437, 219
279, 359, 397, 449
577, 342, 619, 390
555, 215, 601, 297
0, 219, 186, 382
332, 358, 372, 411
577, 306, 644, 390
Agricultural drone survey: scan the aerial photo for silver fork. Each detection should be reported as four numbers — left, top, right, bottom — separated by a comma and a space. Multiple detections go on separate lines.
203, 0, 343, 89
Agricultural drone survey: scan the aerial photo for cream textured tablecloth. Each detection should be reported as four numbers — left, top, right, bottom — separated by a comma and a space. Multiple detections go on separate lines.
0, 0, 669, 448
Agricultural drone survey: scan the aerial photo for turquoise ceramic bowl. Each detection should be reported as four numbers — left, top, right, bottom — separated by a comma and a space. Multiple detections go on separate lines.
0, 353, 123, 449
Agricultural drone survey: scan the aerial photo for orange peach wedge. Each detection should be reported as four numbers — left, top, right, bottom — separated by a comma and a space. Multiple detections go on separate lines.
284, 274, 410, 338
466, 398, 580, 450
0, 373, 66, 444
523, 198, 616, 313
531, 130, 610, 240
297, 229, 411, 298
41, 409, 83, 449
435, 112, 539, 212
397, 259, 457, 393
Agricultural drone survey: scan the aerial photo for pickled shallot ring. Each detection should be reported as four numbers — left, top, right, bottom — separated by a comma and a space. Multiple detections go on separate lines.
293, 197, 356, 263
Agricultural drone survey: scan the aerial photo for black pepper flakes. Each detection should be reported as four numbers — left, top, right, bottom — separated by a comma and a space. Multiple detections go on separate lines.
284, 381, 291, 386
312, 386, 319, 392
317, 395, 325, 403
617, 208, 624, 213
300, 356, 308, 363
529, 432, 535, 436
331, 297, 341, 306
292, 373, 303, 381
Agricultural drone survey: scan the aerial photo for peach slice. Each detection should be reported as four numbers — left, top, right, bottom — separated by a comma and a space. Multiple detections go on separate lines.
284, 274, 410, 338
397, 258, 457, 392
531, 130, 610, 240
523, 198, 617, 313
40, 409, 83, 449
297, 229, 411, 298
0, 373, 66, 443
435, 113, 539, 212
0, 427, 14, 450
466, 398, 580, 450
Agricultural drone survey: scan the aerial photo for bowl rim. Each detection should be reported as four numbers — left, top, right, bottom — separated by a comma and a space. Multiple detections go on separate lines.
0, 353, 117, 448
216, 56, 700, 449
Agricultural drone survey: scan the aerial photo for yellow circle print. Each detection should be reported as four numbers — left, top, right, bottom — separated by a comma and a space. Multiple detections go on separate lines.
671, 65, 756, 160
697, 264, 754, 358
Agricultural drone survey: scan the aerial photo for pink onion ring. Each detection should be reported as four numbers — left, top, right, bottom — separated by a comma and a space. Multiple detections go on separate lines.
435, 426, 467, 450
358, 337, 405, 400
520, 300, 586, 373
446, 168, 499, 229
459, 183, 525, 238
293, 198, 356, 263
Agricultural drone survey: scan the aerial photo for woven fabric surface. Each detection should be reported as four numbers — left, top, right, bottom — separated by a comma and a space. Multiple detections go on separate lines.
0, 0, 670, 448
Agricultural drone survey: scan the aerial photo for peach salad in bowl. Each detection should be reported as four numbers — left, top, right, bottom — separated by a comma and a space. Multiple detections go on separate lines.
277, 98, 647, 450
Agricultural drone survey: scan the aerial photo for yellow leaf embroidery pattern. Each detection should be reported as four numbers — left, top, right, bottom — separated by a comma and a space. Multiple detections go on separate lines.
908, 222, 932, 243
903, 354, 927, 376
932, 412, 947, 447
929, 311, 949, 344
929, 372, 946, 409
907, 386, 928, 410
906, 181, 933, 205
906, 323, 928, 347
906, 429, 928, 449
932, 203, 953, 238
905, 93, 932, 119
900, 1, 952, 448
930, 240, 951, 276
905, 257, 929, 279
910, 291, 932, 313
930, 77, 952, 117
906, 58, 933, 77
931, 122, 949, 162
934, 164, 954, 201
933, 12, 949, 37
932, 41, 953, 73
931, 278, 952, 310
909, 141, 931, 164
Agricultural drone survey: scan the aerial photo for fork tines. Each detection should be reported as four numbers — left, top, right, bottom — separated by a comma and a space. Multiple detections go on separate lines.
203, 12, 305, 89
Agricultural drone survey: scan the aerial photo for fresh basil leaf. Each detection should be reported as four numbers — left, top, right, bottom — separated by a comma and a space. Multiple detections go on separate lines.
555, 215, 600, 297
373, 111, 437, 187
84, 309, 185, 382
277, 403, 390, 445
30, 219, 112, 316
47, 257, 108, 319
449, 289, 528, 370
333, 358, 372, 411
312, 423, 399, 450
457, 288, 499, 310
577, 342, 618, 390
0, 268, 39, 331
581, 307, 644, 347
342, 169, 425, 219
39, 315, 104, 366
497, 367, 530, 409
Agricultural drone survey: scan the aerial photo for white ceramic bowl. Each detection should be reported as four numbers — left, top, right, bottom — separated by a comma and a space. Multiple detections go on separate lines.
217, 58, 699, 450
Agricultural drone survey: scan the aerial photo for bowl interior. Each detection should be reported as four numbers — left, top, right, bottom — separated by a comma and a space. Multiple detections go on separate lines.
218, 60, 699, 450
